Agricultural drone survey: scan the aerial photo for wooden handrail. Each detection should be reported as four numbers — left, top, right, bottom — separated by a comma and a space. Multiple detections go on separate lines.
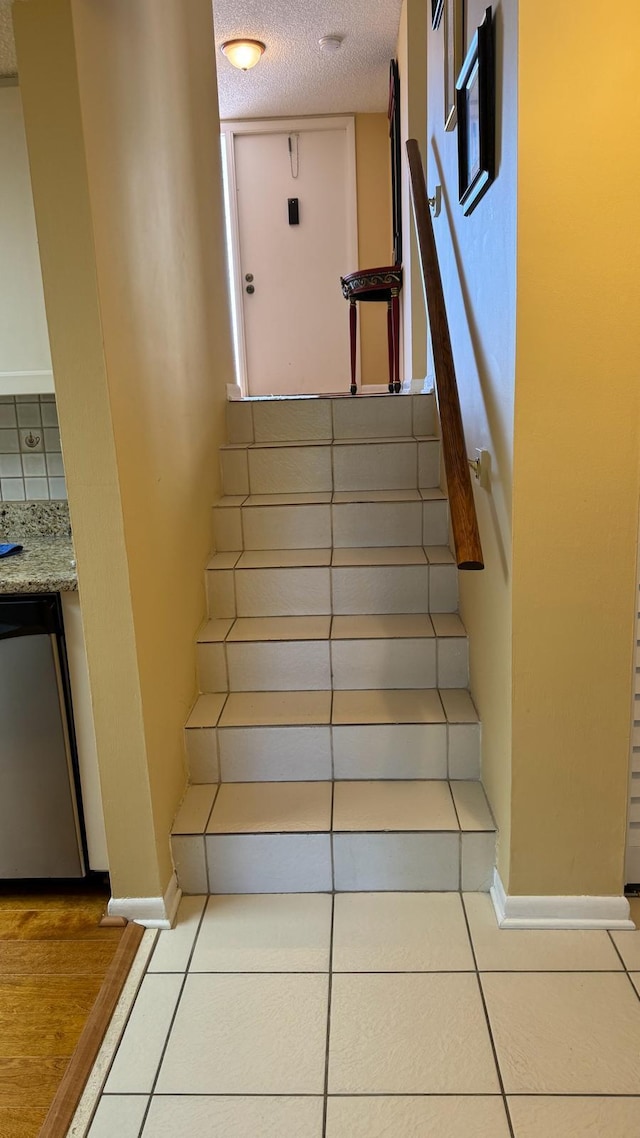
406, 139, 484, 570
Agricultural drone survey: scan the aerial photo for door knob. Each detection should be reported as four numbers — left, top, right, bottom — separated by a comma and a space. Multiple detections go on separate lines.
246, 284, 255, 294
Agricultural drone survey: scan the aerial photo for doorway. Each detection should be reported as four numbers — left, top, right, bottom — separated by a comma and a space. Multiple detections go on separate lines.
221, 117, 359, 397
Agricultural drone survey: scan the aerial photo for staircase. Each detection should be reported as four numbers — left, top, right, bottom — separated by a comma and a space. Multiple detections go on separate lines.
171, 392, 496, 894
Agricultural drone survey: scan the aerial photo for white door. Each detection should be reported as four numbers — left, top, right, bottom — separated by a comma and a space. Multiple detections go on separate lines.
231, 122, 357, 396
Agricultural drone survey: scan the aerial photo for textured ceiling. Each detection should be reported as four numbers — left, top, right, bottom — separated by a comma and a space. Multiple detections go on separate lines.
213, 0, 402, 119
0, 1, 17, 77
0, 0, 404, 116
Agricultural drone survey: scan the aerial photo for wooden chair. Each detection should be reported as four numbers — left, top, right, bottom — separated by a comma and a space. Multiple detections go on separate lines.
340, 266, 403, 395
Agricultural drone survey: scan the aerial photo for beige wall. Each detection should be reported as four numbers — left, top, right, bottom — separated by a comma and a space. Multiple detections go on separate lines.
427, 0, 518, 881
0, 84, 53, 391
510, 0, 640, 895
397, 0, 428, 385
14, 0, 233, 901
427, 0, 640, 896
354, 113, 392, 384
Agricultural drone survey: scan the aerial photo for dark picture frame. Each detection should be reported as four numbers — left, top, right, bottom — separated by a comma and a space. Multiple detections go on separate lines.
388, 59, 403, 265
456, 6, 495, 216
432, 0, 444, 30
444, 0, 464, 131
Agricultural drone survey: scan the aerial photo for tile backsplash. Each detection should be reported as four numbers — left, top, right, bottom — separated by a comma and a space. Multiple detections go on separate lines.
0, 394, 66, 502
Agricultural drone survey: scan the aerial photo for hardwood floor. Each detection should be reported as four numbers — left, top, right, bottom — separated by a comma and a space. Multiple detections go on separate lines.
0, 880, 125, 1138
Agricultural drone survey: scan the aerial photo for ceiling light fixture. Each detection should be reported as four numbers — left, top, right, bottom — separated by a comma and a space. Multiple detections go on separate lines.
319, 35, 344, 53
221, 39, 266, 71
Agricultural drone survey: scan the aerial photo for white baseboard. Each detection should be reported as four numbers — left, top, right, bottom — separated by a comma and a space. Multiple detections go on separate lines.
108, 871, 182, 930
224, 381, 432, 400
409, 376, 434, 394
0, 369, 55, 396
352, 381, 413, 395
490, 869, 635, 930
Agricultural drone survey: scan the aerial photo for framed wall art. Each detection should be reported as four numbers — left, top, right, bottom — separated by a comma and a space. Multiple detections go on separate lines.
432, 0, 444, 30
444, 0, 464, 131
388, 58, 402, 265
456, 6, 495, 215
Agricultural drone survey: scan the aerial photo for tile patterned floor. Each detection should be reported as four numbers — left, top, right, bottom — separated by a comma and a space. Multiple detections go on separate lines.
86, 893, 640, 1137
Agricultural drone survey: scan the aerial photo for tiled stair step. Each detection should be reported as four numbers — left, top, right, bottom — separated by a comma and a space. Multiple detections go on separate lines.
206, 548, 458, 618
196, 614, 469, 693
171, 779, 495, 894
227, 391, 435, 445
184, 688, 480, 784
220, 436, 441, 497
213, 489, 449, 551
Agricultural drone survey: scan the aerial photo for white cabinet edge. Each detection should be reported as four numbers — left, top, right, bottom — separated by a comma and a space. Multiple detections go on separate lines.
0, 371, 55, 396
60, 591, 109, 871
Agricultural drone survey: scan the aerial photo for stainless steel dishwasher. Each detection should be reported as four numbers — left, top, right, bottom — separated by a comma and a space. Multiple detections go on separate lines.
0, 593, 86, 878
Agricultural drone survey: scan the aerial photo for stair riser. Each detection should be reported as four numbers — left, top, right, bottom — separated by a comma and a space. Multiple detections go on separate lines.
227, 642, 331, 692
196, 638, 469, 693
213, 500, 450, 552
184, 722, 481, 783
333, 501, 449, 549
171, 829, 495, 894
221, 440, 440, 496
226, 393, 436, 445
243, 504, 332, 551
207, 565, 458, 618
332, 640, 436, 690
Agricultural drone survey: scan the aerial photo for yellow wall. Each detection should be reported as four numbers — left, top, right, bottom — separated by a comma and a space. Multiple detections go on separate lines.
397, 0, 428, 385
14, 0, 233, 901
510, 0, 640, 895
426, 0, 518, 881
354, 113, 392, 384
427, 0, 640, 896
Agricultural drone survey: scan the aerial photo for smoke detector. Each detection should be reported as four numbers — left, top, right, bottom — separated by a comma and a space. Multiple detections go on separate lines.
319, 35, 344, 53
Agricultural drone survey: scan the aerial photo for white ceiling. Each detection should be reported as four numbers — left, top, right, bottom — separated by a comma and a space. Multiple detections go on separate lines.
0, 0, 403, 115
213, 0, 403, 119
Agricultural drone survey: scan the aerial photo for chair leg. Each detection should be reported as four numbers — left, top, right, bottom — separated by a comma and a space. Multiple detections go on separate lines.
349, 300, 358, 395
391, 288, 401, 393
387, 299, 394, 392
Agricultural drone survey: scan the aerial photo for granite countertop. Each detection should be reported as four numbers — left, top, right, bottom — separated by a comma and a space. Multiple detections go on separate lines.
0, 501, 77, 594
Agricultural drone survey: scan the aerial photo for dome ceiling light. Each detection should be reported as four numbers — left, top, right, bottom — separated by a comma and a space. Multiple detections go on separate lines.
221, 39, 266, 71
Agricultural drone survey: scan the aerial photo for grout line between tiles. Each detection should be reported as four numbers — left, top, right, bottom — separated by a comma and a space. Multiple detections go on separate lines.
103, 1089, 640, 1099
460, 894, 516, 1138
321, 892, 336, 1137
448, 785, 463, 891
201, 784, 220, 834
202, 832, 211, 895
134, 899, 210, 1138
127, 966, 634, 975
329, 779, 336, 882
201, 827, 493, 838
607, 928, 640, 1003
607, 928, 628, 971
